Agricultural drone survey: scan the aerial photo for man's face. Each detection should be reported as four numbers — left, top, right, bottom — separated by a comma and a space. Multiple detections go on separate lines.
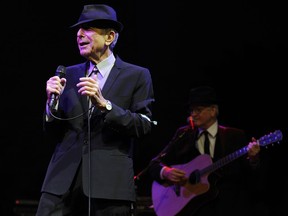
190, 105, 216, 129
76, 27, 109, 59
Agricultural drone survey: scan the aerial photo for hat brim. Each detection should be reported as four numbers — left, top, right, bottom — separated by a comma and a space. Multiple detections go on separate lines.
189, 102, 218, 107
70, 19, 123, 32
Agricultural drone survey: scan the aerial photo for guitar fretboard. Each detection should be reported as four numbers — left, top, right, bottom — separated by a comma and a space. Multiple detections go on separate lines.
200, 146, 248, 176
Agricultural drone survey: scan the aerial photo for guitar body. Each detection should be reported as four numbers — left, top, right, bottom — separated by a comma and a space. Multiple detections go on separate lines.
152, 154, 216, 216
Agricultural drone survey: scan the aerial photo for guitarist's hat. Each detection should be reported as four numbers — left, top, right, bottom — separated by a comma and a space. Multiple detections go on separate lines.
188, 86, 219, 107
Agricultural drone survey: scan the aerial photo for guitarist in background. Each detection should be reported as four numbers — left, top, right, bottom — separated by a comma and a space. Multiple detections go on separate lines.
148, 86, 264, 216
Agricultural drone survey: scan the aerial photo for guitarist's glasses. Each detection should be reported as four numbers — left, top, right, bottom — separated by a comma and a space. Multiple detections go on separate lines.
191, 106, 211, 114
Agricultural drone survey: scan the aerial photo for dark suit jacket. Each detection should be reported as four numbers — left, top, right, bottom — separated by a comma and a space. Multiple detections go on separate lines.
41, 56, 154, 202
148, 124, 261, 216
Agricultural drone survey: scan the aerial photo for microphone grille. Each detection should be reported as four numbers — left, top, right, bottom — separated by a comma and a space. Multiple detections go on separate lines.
56, 65, 66, 78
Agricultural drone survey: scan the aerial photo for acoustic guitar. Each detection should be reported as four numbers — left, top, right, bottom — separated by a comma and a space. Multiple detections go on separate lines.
152, 130, 283, 216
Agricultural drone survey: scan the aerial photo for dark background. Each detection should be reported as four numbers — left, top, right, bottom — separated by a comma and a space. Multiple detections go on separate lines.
1, 0, 287, 215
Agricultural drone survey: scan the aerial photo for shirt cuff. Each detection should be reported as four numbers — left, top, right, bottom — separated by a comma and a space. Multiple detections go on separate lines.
160, 166, 167, 179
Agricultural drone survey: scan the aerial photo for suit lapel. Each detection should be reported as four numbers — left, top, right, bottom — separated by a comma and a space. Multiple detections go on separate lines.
101, 57, 122, 96
213, 126, 227, 161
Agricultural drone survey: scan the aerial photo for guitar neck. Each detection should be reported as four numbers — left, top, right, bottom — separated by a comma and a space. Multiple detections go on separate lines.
200, 146, 248, 176
199, 129, 283, 177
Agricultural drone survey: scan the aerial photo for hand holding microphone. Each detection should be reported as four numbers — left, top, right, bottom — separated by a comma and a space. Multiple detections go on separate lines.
47, 65, 66, 111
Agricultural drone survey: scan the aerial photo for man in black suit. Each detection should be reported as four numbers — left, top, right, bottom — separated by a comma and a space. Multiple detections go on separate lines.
148, 86, 263, 216
36, 4, 155, 216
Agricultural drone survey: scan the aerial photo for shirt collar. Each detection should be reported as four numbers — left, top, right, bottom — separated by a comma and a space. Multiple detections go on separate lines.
89, 53, 116, 77
199, 121, 218, 138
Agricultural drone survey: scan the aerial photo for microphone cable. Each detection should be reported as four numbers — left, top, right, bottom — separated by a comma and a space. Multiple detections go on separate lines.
87, 100, 92, 216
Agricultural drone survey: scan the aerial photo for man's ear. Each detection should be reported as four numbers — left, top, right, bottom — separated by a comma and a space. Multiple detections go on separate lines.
105, 30, 115, 46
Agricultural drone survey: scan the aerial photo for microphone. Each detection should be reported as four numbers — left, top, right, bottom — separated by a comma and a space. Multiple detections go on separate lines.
187, 115, 195, 130
48, 65, 66, 111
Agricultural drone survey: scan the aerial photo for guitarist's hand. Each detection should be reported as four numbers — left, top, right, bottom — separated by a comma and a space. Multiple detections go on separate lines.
162, 166, 187, 185
247, 137, 260, 165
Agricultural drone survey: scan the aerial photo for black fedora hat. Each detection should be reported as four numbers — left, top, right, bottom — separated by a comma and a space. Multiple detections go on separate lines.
71, 4, 124, 32
188, 86, 219, 107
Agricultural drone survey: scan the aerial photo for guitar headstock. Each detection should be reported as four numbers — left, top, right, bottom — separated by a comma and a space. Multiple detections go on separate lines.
258, 130, 283, 147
